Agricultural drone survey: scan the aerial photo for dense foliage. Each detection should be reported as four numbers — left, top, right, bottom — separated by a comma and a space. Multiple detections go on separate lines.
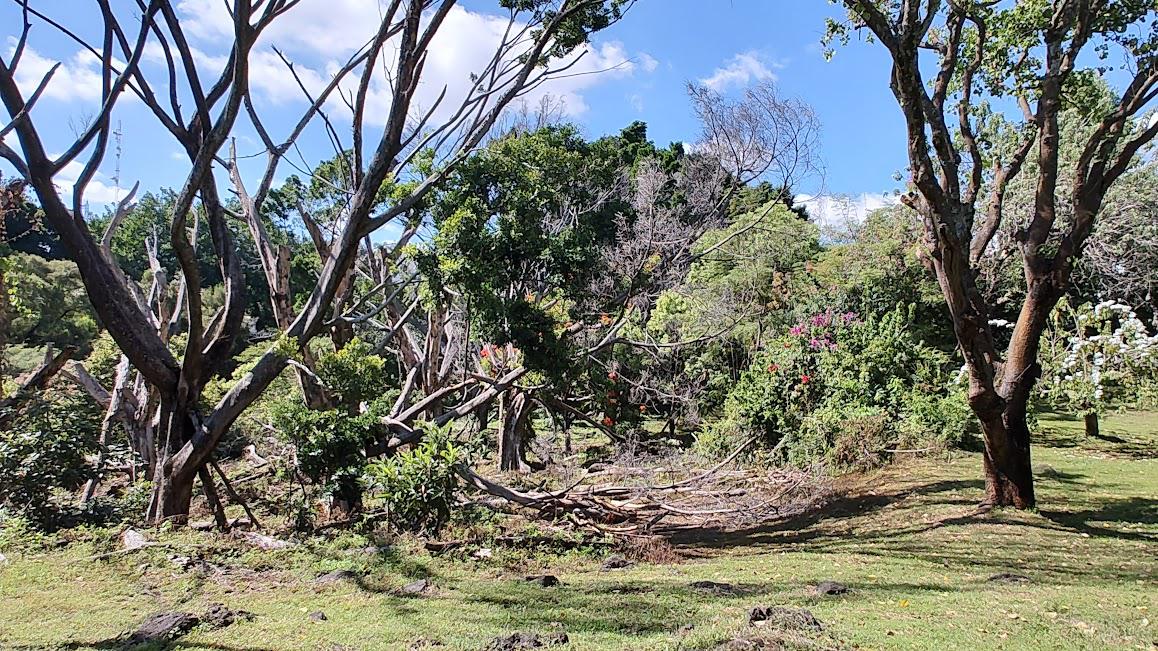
706, 305, 972, 469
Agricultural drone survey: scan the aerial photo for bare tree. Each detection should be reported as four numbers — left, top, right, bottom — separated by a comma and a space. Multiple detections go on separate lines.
0, 0, 632, 523
828, 0, 1158, 507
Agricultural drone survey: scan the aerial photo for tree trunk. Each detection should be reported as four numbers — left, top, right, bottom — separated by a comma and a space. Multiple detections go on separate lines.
976, 406, 1036, 509
1084, 411, 1099, 438
199, 465, 230, 531
498, 392, 532, 473
146, 396, 200, 524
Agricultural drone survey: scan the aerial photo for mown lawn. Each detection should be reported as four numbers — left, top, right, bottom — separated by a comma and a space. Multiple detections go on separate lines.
1, 411, 1154, 650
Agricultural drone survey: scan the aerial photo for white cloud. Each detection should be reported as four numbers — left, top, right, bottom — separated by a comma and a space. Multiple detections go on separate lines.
175, 2, 640, 123
797, 193, 897, 230
54, 159, 126, 208
699, 51, 780, 93
638, 53, 659, 73
6, 39, 104, 103
628, 93, 644, 112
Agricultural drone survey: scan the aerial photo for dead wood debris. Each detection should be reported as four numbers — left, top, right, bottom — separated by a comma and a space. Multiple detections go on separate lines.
454, 438, 827, 537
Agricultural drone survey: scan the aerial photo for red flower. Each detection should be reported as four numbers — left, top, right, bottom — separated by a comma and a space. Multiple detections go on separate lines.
638, 405, 646, 413
800, 374, 811, 384
767, 363, 779, 373
607, 371, 618, 381
480, 349, 489, 359
602, 416, 615, 427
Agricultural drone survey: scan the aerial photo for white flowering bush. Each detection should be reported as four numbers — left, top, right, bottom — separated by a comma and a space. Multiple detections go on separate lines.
1039, 299, 1158, 421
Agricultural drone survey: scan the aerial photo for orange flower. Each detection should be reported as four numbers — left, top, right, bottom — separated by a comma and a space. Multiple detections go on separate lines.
480, 349, 489, 358
638, 405, 646, 413
767, 363, 779, 373
602, 416, 614, 427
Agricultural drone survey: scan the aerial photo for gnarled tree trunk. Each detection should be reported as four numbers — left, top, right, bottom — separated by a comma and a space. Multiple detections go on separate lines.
498, 391, 533, 473
146, 395, 203, 524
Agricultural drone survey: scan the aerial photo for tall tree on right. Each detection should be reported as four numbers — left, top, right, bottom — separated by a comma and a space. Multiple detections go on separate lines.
824, 0, 1158, 508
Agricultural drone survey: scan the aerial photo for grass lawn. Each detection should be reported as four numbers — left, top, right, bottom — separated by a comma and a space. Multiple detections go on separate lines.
1, 411, 1154, 650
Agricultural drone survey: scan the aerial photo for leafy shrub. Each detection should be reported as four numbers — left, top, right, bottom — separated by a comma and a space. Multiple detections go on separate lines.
897, 385, 973, 450
270, 340, 399, 515
794, 404, 890, 470
271, 397, 394, 515
365, 425, 461, 534
315, 338, 394, 405
0, 385, 101, 528
707, 305, 969, 469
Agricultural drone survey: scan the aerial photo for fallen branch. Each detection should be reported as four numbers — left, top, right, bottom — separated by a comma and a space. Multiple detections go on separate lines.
0, 345, 76, 427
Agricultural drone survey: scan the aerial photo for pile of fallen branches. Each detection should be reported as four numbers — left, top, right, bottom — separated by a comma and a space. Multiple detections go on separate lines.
455, 438, 829, 537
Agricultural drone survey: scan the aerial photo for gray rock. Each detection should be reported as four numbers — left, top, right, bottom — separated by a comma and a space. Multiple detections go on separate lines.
401, 579, 430, 595
812, 580, 849, 596
689, 580, 739, 595
988, 572, 1031, 584
713, 641, 762, 651
315, 569, 360, 585
600, 555, 633, 571
484, 631, 569, 650
525, 574, 560, 587
242, 531, 295, 550
748, 606, 822, 631
309, 610, 328, 622
201, 603, 255, 629
125, 611, 199, 644
121, 528, 149, 551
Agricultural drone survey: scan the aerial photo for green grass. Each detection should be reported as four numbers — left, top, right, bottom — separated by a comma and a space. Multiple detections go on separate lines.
1, 411, 1155, 650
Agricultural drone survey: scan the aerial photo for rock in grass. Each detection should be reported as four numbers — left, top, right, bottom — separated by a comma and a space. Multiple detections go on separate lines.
748, 606, 823, 631
201, 603, 255, 629
242, 531, 295, 550
314, 569, 360, 585
121, 528, 150, 551
484, 631, 569, 650
600, 555, 634, 571
988, 572, 1031, 584
713, 641, 762, 651
401, 579, 431, 595
811, 580, 849, 596
309, 610, 328, 622
525, 574, 560, 587
125, 611, 200, 644
689, 580, 739, 595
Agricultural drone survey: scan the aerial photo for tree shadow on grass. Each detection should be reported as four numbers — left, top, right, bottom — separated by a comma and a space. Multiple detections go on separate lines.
661, 472, 1157, 587
8, 642, 279, 651
1033, 411, 1158, 459
1039, 497, 1157, 542
459, 586, 685, 637
664, 479, 985, 552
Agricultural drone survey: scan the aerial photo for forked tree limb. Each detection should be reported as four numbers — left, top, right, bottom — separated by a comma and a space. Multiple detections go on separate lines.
0, 345, 76, 427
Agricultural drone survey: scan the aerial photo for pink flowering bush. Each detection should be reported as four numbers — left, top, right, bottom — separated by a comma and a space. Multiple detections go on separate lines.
702, 305, 971, 469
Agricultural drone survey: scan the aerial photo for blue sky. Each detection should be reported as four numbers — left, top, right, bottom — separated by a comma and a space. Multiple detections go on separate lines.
560, 0, 907, 198
0, 0, 909, 222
